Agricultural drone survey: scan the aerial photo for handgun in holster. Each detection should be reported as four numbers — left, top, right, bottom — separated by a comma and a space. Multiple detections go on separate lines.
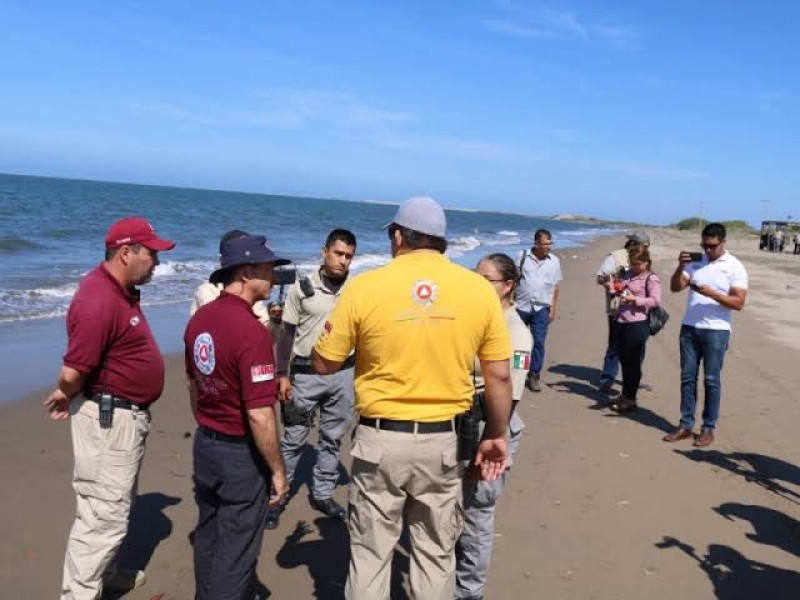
281, 400, 315, 428
98, 392, 115, 428
456, 391, 486, 461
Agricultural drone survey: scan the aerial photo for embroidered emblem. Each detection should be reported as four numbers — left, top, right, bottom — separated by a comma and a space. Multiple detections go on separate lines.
251, 364, 275, 383
130, 316, 140, 326
412, 280, 438, 306
193, 332, 216, 375
513, 351, 531, 371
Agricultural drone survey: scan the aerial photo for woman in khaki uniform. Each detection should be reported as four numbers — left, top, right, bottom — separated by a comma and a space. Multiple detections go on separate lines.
455, 252, 533, 600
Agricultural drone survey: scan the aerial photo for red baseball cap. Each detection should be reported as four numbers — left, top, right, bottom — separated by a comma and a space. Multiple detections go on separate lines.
105, 217, 176, 251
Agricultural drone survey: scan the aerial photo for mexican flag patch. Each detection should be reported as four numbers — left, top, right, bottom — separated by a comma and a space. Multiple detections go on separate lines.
513, 351, 531, 371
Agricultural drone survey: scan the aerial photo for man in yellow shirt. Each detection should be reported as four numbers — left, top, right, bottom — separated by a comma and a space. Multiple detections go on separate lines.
312, 196, 513, 600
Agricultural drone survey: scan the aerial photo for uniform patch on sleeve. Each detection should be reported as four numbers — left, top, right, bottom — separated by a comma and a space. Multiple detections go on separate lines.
251, 364, 275, 383
512, 351, 531, 371
193, 332, 216, 375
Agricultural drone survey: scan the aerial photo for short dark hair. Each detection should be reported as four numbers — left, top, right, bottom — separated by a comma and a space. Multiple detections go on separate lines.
702, 222, 726, 240
105, 243, 143, 261
534, 229, 552, 242
325, 228, 357, 249
392, 224, 447, 253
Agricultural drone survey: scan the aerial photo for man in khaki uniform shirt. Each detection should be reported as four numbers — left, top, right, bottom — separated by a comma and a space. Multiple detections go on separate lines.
266, 229, 357, 528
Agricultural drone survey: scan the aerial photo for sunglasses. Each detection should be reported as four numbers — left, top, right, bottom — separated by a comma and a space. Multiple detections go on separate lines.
701, 242, 722, 250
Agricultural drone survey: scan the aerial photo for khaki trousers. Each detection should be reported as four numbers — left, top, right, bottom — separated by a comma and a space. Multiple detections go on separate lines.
345, 423, 464, 600
61, 397, 150, 600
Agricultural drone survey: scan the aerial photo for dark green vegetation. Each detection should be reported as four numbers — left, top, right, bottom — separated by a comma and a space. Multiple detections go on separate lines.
672, 217, 753, 232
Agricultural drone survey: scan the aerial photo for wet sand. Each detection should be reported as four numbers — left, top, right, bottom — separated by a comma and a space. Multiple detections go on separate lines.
2, 231, 798, 599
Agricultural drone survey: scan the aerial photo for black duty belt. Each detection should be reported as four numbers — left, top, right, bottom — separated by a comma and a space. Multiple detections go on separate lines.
198, 426, 249, 444
358, 416, 455, 434
86, 394, 148, 411
291, 354, 355, 375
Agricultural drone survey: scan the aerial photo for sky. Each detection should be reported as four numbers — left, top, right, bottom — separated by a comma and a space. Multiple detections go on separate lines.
1, 1, 798, 225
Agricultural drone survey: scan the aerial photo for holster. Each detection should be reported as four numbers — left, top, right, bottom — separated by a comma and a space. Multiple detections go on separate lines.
456, 392, 485, 461
98, 392, 114, 428
281, 400, 315, 428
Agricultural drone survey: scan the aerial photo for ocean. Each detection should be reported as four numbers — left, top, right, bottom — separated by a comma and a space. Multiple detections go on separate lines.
0, 173, 619, 401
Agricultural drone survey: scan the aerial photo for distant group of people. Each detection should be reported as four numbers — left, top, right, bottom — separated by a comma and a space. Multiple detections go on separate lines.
760, 227, 800, 254
594, 223, 748, 448
46, 204, 749, 599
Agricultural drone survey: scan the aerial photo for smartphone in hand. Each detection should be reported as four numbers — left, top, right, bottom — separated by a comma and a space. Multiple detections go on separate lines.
688, 252, 703, 262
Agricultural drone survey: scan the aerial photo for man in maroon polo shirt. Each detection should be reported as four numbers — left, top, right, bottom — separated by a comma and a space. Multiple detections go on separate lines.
44, 216, 175, 599
185, 233, 289, 599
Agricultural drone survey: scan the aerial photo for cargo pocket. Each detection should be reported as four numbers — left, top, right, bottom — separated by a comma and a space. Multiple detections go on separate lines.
94, 410, 148, 502
71, 407, 101, 491
439, 496, 465, 554
441, 441, 464, 481
348, 437, 383, 547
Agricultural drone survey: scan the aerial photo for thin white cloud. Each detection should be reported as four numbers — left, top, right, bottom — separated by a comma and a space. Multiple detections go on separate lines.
371, 133, 536, 162
483, 5, 640, 47
252, 88, 416, 129
131, 89, 416, 131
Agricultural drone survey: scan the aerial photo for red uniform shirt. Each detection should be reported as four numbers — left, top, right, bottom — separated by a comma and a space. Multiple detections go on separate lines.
184, 292, 277, 436
63, 263, 165, 406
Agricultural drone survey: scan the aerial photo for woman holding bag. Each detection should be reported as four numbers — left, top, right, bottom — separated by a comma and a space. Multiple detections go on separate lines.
609, 245, 661, 413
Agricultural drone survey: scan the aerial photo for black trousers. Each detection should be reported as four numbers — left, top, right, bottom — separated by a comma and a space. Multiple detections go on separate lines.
617, 320, 651, 402
193, 431, 271, 600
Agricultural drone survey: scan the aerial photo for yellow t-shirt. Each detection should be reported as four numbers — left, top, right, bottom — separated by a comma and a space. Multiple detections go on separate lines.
314, 251, 511, 421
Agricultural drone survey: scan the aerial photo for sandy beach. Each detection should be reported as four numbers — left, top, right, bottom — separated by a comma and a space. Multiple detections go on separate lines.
2, 231, 798, 599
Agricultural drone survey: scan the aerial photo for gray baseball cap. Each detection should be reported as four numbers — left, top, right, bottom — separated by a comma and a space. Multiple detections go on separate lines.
384, 196, 447, 238
626, 230, 650, 245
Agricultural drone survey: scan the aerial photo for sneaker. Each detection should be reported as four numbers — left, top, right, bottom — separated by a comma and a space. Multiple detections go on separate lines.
309, 496, 347, 520
104, 568, 146, 592
526, 372, 541, 392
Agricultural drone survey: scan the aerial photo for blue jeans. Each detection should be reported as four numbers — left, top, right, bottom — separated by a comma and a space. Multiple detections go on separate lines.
600, 315, 620, 383
517, 307, 550, 376
679, 325, 730, 431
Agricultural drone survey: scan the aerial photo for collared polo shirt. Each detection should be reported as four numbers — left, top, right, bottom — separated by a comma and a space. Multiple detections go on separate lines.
516, 250, 562, 312
63, 263, 165, 406
283, 268, 344, 358
314, 251, 511, 422
184, 292, 278, 436
473, 304, 532, 401
682, 251, 748, 331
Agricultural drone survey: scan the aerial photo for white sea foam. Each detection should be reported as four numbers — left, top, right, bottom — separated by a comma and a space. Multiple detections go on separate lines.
153, 260, 217, 278
497, 230, 519, 236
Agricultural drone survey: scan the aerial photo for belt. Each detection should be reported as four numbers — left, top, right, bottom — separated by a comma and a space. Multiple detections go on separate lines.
198, 426, 249, 444
85, 394, 148, 411
291, 354, 355, 375
358, 416, 455, 434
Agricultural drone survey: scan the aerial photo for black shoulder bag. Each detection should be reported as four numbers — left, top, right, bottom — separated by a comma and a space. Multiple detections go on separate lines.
645, 274, 669, 336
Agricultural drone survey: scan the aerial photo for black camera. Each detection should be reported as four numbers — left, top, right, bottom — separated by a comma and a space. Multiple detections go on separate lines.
273, 264, 297, 287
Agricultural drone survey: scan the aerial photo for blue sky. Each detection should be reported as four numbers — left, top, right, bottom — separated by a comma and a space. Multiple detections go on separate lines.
1, 1, 798, 225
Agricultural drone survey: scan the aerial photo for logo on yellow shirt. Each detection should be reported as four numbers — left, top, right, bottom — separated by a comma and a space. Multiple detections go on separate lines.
412, 280, 438, 306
